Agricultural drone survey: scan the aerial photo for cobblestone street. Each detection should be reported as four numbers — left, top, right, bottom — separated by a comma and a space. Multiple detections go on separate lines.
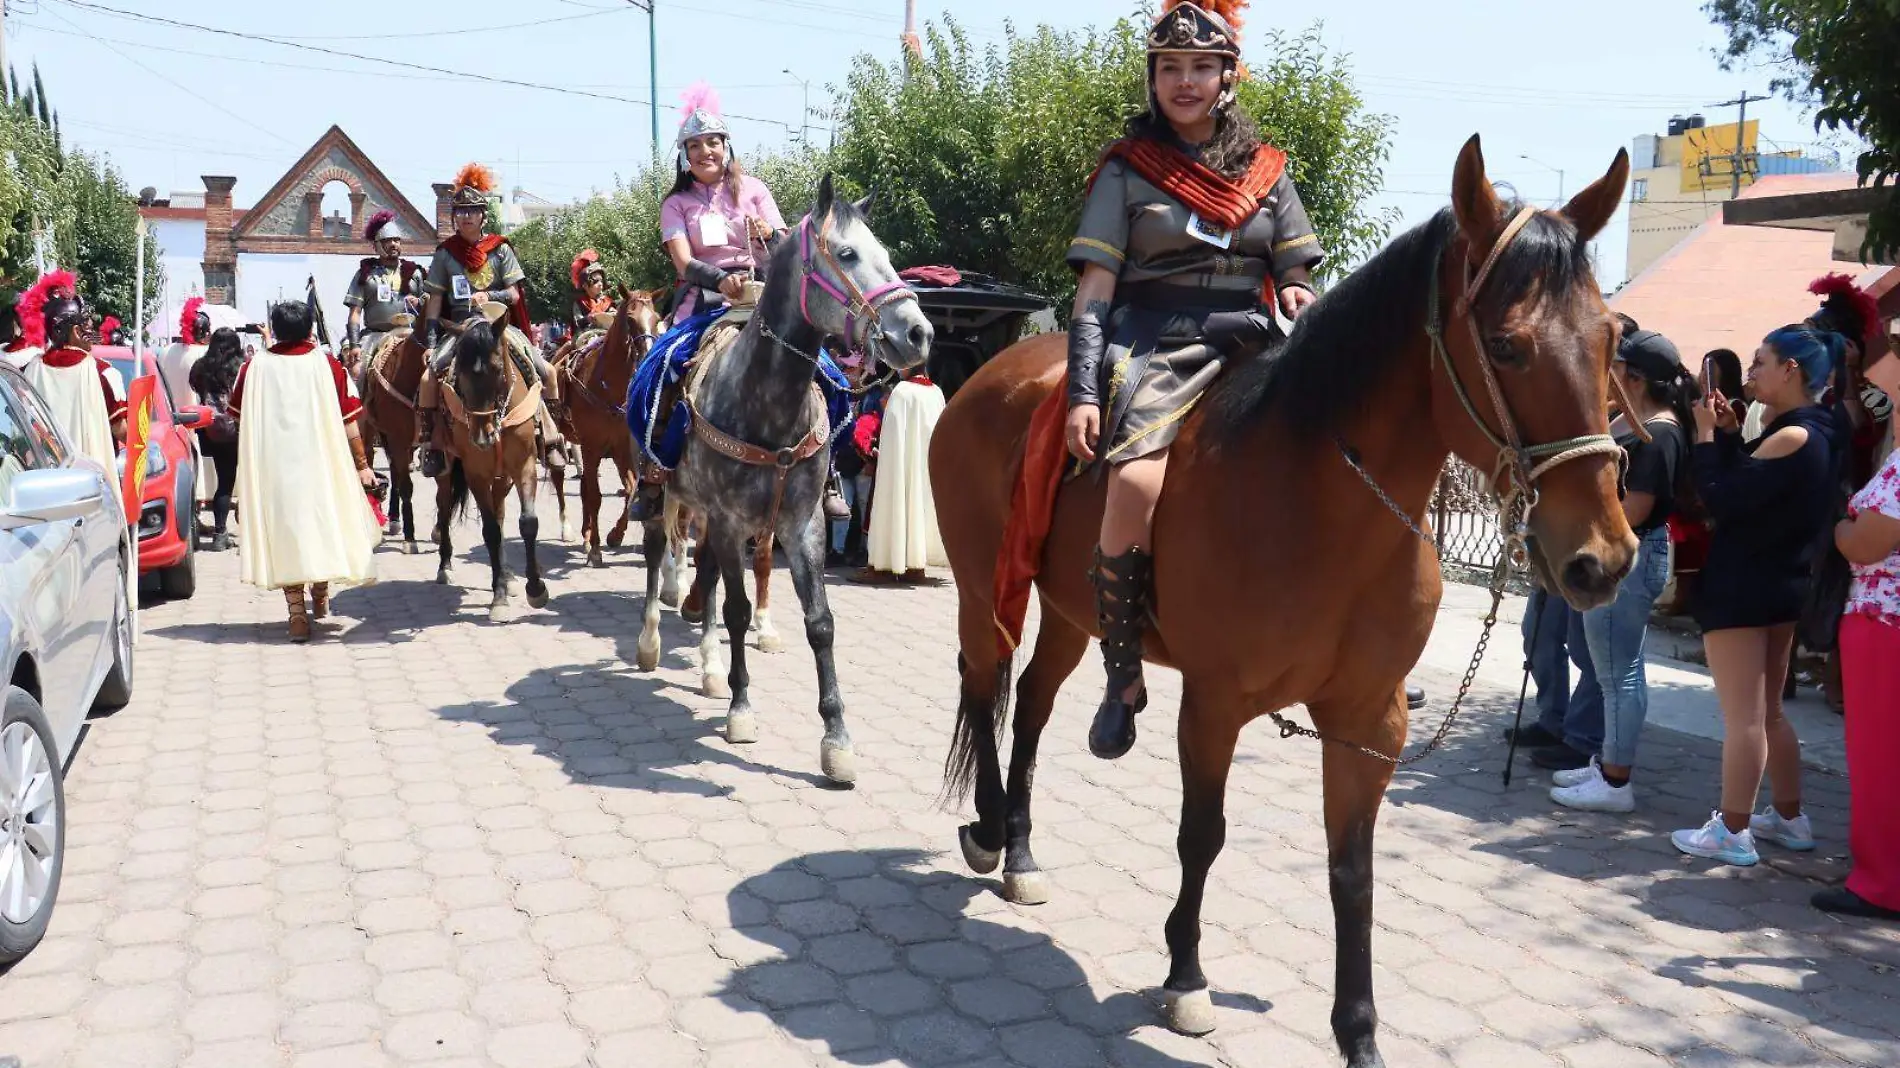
3, 492, 1898, 1068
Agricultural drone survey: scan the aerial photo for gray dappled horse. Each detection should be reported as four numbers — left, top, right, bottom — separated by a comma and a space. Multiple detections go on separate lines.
635, 175, 933, 785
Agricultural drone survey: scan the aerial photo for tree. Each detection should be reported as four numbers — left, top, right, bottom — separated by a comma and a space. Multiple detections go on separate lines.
833, 15, 1397, 307
1705, 0, 1900, 261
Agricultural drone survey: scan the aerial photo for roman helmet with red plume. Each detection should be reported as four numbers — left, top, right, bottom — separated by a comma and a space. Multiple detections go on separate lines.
18, 270, 79, 349
571, 249, 605, 291
364, 208, 408, 246
1808, 273, 1888, 360
179, 296, 207, 346
99, 316, 122, 344
449, 162, 496, 212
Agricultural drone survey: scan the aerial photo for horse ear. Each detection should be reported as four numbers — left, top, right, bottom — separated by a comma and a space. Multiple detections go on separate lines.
815, 173, 836, 221
1560, 148, 1630, 243
852, 190, 875, 218
1450, 134, 1507, 263
617, 283, 631, 302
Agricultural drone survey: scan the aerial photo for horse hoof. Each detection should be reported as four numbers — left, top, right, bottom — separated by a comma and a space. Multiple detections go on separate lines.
680, 604, 703, 624
820, 741, 857, 785
525, 584, 549, 610
405, 541, 421, 556
702, 674, 729, 699
725, 710, 758, 744
489, 603, 512, 624
436, 570, 452, 585
958, 825, 1000, 875
636, 639, 661, 673
1165, 989, 1217, 1036
587, 549, 605, 569
607, 529, 626, 549
1003, 871, 1051, 906
756, 631, 785, 654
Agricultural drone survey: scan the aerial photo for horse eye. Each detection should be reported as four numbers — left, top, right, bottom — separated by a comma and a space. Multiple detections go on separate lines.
837, 247, 858, 263
1486, 336, 1525, 367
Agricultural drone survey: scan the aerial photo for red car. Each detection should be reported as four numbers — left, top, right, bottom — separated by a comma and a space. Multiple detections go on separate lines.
98, 347, 214, 599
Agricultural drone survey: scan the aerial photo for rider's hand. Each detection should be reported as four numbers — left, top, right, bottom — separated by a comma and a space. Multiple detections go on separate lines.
747, 217, 774, 242
1279, 283, 1318, 320
358, 468, 376, 490
718, 274, 747, 301
1066, 404, 1101, 462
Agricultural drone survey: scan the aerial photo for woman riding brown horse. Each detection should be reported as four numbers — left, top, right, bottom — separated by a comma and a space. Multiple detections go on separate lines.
932, 135, 1635, 1062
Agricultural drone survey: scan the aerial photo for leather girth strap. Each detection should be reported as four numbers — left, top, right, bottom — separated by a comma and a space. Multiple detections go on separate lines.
687, 387, 830, 534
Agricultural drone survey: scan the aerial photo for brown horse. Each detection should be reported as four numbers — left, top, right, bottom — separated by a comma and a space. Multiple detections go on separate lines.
548, 287, 664, 568
435, 317, 550, 622
930, 138, 1635, 1062
358, 329, 429, 554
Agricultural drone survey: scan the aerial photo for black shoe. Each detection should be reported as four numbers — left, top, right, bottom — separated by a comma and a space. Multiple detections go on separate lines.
1406, 684, 1426, 710
1529, 743, 1594, 771
421, 449, 447, 479
627, 484, 664, 523
1087, 547, 1154, 761
209, 532, 233, 553
1503, 722, 1564, 748
1812, 886, 1900, 921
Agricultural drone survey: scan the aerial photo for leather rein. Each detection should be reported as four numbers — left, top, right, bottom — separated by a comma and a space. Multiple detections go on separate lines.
686, 210, 917, 531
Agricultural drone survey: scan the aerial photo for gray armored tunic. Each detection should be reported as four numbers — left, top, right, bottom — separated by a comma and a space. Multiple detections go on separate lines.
423, 243, 526, 324
1066, 152, 1325, 462
345, 259, 422, 367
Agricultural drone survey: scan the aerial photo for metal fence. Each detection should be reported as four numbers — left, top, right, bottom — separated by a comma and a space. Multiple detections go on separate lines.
1430, 458, 1503, 572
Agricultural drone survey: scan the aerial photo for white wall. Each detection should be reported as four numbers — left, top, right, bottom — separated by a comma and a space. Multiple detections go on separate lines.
146, 217, 207, 344
234, 253, 366, 348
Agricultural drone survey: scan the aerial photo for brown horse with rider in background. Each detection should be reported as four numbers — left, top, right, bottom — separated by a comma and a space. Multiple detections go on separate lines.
358, 326, 429, 555
547, 286, 664, 567
931, 137, 1635, 1064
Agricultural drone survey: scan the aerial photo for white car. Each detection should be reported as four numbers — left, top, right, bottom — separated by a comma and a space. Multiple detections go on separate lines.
0, 362, 134, 967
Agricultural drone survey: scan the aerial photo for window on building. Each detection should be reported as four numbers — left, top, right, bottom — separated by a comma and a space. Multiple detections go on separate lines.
1631, 178, 1649, 203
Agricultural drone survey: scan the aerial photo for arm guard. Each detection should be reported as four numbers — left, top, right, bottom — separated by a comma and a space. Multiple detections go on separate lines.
481, 286, 517, 307
348, 432, 371, 472
423, 318, 441, 351
682, 258, 730, 293
1066, 313, 1108, 409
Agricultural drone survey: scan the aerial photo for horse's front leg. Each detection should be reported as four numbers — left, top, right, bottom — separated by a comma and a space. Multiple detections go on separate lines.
778, 514, 853, 785
481, 493, 509, 623
434, 470, 455, 585
517, 474, 548, 611
1162, 686, 1242, 1036
752, 530, 783, 653
1308, 695, 1402, 1068
606, 452, 635, 549
692, 534, 725, 698
394, 450, 419, 554
548, 449, 572, 545
711, 527, 756, 742
636, 517, 669, 672
580, 445, 604, 567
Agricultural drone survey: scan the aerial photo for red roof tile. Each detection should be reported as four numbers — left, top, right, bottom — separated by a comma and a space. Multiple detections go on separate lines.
1610, 173, 1892, 368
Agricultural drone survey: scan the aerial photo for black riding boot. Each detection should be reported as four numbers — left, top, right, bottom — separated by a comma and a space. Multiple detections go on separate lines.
628, 479, 665, 523
420, 409, 446, 479
1088, 547, 1153, 760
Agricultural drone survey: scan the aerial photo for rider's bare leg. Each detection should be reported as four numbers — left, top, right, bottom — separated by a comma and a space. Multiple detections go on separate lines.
1090, 448, 1168, 760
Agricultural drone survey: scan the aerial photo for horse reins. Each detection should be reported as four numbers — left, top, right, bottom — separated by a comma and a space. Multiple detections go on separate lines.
1284, 207, 1628, 766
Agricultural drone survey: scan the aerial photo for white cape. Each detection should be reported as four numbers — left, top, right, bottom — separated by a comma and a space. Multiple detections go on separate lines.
868, 379, 948, 573
236, 349, 379, 590
158, 342, 205, 407
2, 345, 39, 372
24, 355, 116, 475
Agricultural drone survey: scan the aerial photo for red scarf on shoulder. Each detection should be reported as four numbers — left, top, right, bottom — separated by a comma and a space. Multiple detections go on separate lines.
1090, 138, 1287, 232
443, 233, 510, 273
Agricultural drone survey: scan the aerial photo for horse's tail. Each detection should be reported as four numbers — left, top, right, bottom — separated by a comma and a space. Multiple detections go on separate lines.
448, 459, 471, 523
940, 650, 1014, 808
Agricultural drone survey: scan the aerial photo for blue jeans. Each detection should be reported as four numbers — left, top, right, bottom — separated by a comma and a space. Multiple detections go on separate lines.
829, 476, 861, 553
1524, 585, 1603, 753
1582, 525, 1671, 768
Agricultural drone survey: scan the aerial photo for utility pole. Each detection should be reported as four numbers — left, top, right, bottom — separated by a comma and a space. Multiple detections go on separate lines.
1712, 91, 1770, 199
628, 0, 659, 166
783, 69, 811, 144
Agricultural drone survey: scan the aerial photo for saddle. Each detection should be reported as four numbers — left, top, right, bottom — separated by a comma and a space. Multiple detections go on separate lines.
363, 329, 418, 409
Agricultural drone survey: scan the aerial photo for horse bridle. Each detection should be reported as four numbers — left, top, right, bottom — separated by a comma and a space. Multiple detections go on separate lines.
793, 212, 918, 368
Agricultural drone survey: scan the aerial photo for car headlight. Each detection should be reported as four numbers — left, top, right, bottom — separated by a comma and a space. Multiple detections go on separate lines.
145, 446, 167, 478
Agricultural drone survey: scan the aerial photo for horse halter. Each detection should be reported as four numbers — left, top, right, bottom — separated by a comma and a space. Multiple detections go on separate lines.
794, 213, 918, 366
1425, 205, 1625, 564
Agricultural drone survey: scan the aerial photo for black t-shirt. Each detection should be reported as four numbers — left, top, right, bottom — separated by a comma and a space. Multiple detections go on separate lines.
1622, 417, 1687, 534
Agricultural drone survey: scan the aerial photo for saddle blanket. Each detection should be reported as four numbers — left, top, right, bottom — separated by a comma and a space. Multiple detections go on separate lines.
627, 307, 852, 470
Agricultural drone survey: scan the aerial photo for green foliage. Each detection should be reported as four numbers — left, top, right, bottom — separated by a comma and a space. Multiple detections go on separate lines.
1705, 0, 1900, 261
832, 14, 1396, 308
0, 66, 162, 321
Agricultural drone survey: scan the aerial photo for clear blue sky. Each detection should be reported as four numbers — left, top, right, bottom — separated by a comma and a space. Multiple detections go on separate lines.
5, 0, 1848, 287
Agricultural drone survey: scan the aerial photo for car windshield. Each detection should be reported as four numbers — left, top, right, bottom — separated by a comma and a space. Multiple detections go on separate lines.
104, 356, 176, 419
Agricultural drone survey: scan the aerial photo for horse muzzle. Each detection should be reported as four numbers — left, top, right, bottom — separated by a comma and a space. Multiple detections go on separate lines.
872, 303, 934, 372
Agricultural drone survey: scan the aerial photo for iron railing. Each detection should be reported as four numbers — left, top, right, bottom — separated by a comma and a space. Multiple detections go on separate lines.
1430, 458, 1503, 573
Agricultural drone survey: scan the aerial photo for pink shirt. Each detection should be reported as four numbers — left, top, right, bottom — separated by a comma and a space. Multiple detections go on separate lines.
1847, 448, 1900, 625
660, 175, 785, 272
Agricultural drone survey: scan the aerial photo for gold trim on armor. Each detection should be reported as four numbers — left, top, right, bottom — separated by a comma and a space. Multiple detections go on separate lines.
1105, 394, 1204, 462
1069, 237, 1126, 263
1273, 233, 1320, 255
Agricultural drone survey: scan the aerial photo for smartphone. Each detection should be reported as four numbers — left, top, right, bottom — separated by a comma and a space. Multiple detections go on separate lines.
1700, 358, 1714, 397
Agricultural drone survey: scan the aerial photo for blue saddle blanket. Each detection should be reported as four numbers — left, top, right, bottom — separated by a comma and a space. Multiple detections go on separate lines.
627, 307, 852, 470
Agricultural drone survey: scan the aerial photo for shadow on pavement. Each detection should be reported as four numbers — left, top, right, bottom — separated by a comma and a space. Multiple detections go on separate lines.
719, 848, 1218, 1066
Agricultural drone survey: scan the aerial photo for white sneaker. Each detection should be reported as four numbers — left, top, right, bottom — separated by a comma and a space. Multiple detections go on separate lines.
1551, 755, 1602, 788
1671, 811, 1760, 866
1550, 763, 1635, 813
1749, 808, 1816, 851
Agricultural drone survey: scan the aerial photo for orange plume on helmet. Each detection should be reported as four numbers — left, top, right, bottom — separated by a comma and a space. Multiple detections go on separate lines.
1163, 0, 1247, 39
571, 249, 603, 290
453, 162, 497, 196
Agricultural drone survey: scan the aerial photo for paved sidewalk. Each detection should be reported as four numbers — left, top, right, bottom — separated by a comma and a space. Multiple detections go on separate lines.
1, 491, 1896, 1068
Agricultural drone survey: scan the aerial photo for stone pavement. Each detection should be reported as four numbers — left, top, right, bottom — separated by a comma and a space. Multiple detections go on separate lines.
3, 491, 1898, 1068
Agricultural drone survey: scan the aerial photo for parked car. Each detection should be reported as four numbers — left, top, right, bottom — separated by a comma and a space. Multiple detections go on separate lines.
97, 347, 212, 599
0, 362, 134, 967
908, 271, 1053, 402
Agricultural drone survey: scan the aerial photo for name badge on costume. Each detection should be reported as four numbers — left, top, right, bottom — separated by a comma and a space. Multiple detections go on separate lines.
1185, 213, 1233, 250
451, 275, 473, 302
376, 281, 393, 303
697, 212, 730, 248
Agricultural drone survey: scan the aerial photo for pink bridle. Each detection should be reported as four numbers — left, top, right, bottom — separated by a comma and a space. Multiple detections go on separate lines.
794, 213, 917, 364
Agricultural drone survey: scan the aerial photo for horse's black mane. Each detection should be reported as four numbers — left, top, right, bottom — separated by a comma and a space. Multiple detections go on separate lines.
1208, 201, 1589, 443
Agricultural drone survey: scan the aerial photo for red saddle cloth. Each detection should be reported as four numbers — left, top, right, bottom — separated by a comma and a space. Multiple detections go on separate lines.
992, 378, 1071, 658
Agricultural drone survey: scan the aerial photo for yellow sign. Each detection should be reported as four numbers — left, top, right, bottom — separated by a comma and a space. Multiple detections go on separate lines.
1681, 120, 1759, 193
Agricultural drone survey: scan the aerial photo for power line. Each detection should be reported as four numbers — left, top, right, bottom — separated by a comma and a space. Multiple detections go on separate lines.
263, 6, 628, 41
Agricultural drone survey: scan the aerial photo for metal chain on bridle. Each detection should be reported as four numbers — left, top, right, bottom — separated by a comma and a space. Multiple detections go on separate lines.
1270, 206, 1625, 766
756, 213, 917, 396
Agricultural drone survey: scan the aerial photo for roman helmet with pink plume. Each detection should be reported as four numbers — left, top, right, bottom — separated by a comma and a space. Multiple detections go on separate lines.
676, 82, 731, 170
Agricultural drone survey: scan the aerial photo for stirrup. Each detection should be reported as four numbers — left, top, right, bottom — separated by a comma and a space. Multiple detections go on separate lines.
421, 449, 447, 478
1088, 547, 1153, 760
